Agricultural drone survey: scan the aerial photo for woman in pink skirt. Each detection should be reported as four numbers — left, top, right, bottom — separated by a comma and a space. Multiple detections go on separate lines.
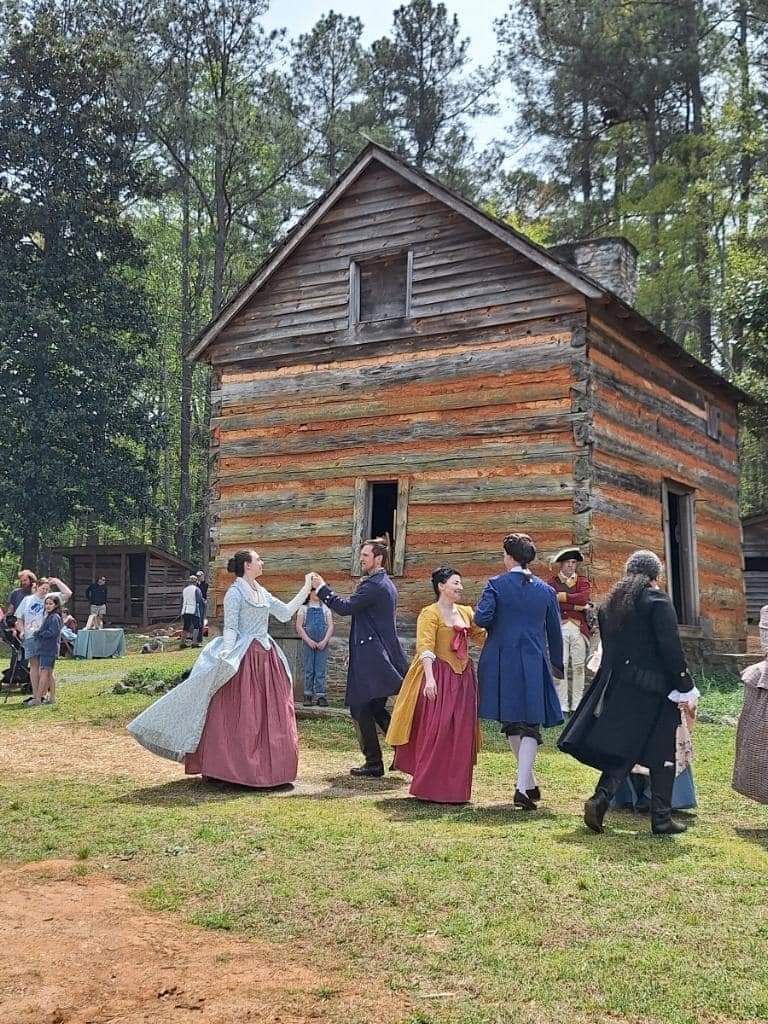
387, 567, 484, 803
128, 550, 311, 787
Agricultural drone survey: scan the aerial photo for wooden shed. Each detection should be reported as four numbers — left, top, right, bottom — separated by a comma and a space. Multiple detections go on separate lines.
189, 141, 748, 658
742, 513, 768, 622
50, 544, 194, 626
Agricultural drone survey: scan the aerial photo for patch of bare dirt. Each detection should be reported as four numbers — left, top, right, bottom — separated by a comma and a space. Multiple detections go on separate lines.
0, 861, 404, 1024
0, 722, 408, 801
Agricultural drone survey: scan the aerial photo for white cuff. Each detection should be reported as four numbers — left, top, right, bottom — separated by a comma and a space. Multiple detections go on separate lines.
420, 651, 436, 662
668, 686, 700, 705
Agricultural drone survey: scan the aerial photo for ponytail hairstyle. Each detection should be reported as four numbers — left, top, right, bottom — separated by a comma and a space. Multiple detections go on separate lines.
503, 533, 536, 583
601, 549, 662, 631
226, 550, 253, 577
363, 536, 390, 571
431, 565, 459, 597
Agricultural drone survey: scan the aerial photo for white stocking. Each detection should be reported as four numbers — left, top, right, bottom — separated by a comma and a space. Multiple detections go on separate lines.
507, 735, 538, 789
516, 736, 538, 794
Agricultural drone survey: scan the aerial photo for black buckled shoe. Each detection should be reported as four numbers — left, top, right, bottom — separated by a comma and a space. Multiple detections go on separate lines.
350, 765, 385, 778
513, 789, 538, 810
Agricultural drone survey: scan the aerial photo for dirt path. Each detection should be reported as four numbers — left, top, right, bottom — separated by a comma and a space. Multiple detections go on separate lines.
0, 724, 409, 1024
0, 860, 388, 1024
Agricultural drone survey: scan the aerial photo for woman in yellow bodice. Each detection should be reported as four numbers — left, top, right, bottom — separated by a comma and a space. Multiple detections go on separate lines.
387, 567, 484, 803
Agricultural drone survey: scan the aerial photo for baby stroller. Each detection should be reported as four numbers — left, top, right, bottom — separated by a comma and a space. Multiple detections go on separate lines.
1, 621, 32, 700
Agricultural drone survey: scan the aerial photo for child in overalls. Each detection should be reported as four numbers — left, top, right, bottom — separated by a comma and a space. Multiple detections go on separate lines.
296, 590, 334, 707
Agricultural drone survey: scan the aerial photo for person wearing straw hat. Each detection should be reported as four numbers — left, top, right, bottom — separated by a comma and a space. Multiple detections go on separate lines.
546, 547, 591, 713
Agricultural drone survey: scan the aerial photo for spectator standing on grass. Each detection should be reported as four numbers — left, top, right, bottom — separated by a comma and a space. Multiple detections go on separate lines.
181, 575, 203, 646
85, 576, 108, 629
36, 595, 63, 706
15, 576, 71, 706
6, 569, 36, 618
295, 587, 334, 707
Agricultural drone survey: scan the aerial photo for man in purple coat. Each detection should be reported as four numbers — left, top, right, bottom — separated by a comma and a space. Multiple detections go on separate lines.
312, 539, 408, 777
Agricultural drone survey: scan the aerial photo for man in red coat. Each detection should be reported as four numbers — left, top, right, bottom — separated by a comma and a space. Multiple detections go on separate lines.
546, 547, 591, 713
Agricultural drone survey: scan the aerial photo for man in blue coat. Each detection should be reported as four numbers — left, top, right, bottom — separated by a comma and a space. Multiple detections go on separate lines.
312, 539, 408, 777
476, 533, 565, 810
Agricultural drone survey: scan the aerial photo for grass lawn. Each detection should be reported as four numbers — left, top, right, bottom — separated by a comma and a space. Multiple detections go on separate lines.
1, 653, 767, 1024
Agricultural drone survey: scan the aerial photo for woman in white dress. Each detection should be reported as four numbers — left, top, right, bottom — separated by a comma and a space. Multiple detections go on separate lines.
128, 550, 311, 787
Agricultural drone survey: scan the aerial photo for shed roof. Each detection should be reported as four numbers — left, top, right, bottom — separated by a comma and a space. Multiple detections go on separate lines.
50, 543, 194, 572
189, 141, 748, 405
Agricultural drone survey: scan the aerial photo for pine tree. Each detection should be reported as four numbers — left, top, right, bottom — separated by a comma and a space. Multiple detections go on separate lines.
364, 0, 497, 172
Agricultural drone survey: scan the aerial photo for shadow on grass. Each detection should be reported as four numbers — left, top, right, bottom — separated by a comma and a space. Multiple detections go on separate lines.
558, 820, 690, 862
374, 795, 557, 825
734, 826, 768, 851
115, 778, 286, 806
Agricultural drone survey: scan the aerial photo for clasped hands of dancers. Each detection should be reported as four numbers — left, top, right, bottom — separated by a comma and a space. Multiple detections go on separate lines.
128, 535, 699, 837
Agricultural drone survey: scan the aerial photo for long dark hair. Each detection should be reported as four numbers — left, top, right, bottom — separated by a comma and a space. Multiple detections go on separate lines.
226, 550, 253, 577
44, 595, 62, 616
601, 550, 662, 631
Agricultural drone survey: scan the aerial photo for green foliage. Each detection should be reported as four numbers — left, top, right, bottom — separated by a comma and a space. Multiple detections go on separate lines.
363, 0, 497, 178
0, 7, 155, 563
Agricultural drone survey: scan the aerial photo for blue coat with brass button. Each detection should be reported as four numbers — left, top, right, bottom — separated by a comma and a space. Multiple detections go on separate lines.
559, 586, 694, 771
317, 571, 408, 708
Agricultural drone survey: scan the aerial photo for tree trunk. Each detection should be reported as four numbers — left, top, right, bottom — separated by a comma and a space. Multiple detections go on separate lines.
684, 0, 713, 364
22, 529, 40, 572
176, 125, 193, 559
732, 0, 752, 373
579, 93, 592, 232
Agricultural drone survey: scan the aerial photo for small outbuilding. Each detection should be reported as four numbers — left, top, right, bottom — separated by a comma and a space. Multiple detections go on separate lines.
49, 544, 194, 626
742, 513, 768, 622
188, 140, 748, 660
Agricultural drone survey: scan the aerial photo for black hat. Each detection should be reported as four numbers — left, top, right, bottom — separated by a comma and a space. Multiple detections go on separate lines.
552, 547, 583, 564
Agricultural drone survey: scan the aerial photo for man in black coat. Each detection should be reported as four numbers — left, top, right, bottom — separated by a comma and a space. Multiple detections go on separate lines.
312, 539, 408, 777
559, 549, 699, 836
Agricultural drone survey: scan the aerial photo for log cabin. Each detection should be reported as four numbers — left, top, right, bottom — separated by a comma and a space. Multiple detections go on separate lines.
189, 141, 748, 674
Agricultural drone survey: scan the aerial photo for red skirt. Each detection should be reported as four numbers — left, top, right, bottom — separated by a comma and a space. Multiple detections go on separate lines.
393, 658, 478, 803
185, 641, 298, 787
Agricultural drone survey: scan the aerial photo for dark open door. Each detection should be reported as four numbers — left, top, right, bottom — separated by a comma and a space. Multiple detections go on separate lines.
127, 554, 147, 622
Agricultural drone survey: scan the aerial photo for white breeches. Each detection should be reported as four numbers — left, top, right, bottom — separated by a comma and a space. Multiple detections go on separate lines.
557, 620, 588, 712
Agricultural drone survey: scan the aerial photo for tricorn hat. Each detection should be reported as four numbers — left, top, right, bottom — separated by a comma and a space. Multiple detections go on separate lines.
552, 547, 583, 564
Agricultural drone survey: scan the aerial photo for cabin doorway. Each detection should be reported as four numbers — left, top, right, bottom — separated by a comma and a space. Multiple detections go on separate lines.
128, 554, 146, 621
662, 481, 699, 625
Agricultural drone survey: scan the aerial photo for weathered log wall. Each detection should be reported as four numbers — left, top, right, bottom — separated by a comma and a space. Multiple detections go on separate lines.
587, 313, 745, 640
206, 164, 588, 629
202, 158, 745, 668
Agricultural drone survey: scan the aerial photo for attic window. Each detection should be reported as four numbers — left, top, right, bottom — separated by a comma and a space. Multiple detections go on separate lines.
351, 251, 411, 324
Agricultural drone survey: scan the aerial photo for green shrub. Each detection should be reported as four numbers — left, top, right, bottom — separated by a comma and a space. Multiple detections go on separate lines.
113, 656, 191, 695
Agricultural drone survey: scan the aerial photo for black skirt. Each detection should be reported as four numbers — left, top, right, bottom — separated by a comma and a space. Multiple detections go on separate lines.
558, 665, 679, 771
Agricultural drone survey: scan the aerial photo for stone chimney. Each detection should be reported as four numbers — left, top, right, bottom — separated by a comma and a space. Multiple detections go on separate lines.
549, 236, 638, 307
